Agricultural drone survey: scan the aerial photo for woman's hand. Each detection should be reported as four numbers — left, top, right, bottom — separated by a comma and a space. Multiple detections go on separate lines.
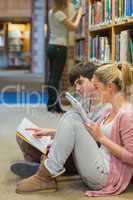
26, 128, 56, 139
78, 7, 83, 17
85, 121, 104, 142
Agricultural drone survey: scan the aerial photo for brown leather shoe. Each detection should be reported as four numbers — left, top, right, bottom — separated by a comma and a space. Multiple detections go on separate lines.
16, 159, 57, 194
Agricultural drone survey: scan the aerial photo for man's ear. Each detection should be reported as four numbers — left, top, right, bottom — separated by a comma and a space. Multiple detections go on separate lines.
108, 82, 113, 89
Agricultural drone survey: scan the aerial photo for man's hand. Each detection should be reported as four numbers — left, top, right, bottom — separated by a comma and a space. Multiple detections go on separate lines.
26, 128, 56, 139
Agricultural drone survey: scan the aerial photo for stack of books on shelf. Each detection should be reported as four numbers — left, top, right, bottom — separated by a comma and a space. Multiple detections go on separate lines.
115, 0, 133, 22
73, 0, 88, 62
75, 40, 86, 61
71, 0, 133, 66
115, 30, 133, 64
89, 35, 111, 64
89, 0, 112, 28
76, 17, 86, 38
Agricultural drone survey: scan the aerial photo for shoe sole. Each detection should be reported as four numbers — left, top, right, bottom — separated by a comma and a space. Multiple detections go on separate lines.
11, 162, 39, 178
16, 188, 57, 194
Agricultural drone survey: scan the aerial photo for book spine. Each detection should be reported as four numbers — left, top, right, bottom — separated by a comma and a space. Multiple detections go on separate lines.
88, 0, 92, 27
120, 30, 129, 62
125, 0, 131, 17
106, 0, 110, 22
104, 0, 107, 23
118, 0, 122, 18
115, 0, 118, 18
100, 37, 105, 63
121, 0, 124, 17
115, 34, 120, 62
131, 0, 133, 16
109, 0, 112, 21
130, 37, 133, 63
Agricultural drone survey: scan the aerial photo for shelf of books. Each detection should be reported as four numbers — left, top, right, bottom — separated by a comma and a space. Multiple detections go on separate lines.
73, 0, 88, 63
88, 0, 133, 65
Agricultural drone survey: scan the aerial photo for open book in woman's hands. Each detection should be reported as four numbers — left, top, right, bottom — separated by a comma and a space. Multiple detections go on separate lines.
65, 92, 92, 125
16, 118, 53, 154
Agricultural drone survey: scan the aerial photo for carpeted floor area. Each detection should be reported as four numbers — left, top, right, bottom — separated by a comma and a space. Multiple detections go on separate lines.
0, 105, 133, 200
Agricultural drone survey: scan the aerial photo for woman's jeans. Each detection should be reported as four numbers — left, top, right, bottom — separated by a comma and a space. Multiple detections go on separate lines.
45, 111, 109, 190
47, 44, 67, 108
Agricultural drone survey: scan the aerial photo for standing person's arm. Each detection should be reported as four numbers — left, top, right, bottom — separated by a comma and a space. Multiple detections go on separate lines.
69, 11, 78, 21
63, 7, 83, 31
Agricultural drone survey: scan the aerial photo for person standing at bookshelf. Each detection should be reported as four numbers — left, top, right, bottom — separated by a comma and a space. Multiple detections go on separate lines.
47, 0, 83, 113
16, 63, 133, 197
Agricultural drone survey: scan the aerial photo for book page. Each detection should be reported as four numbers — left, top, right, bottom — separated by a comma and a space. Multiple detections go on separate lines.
16, 118, 52, 153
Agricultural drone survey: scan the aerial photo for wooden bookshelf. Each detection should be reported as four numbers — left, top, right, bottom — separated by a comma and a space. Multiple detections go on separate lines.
114, 19, 133, 27
89, 24, 112, 32
88, 0, 133, 65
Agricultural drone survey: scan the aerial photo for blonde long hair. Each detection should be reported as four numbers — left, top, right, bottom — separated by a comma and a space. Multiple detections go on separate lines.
94, 63, 133, 102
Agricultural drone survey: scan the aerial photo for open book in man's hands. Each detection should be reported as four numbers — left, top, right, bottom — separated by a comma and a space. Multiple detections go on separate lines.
16, 118, 53, 154
65, 92, 92, 124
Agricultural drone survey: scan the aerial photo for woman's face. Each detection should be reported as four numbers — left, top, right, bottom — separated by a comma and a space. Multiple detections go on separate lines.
92, 75, 114, 104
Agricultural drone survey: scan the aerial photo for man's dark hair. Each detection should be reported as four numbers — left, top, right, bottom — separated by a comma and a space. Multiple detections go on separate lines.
69, 62, 97, 86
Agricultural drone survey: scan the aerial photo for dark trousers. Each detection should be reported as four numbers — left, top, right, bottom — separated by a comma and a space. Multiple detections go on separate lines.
47, 44, 67, 107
